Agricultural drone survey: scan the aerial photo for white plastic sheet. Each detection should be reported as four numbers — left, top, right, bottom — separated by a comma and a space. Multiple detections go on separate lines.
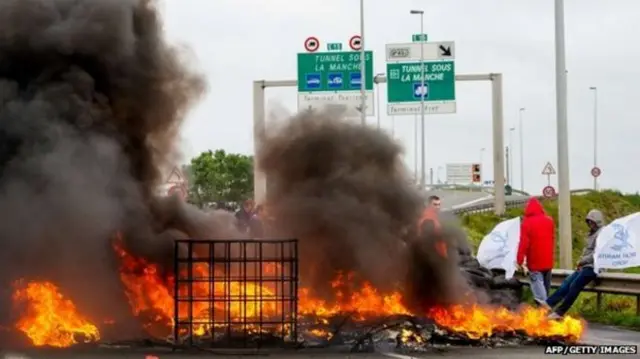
476, 217, 521, 279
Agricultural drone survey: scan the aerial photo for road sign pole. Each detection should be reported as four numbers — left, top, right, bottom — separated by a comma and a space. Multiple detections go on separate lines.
359, 0, 366, 125
253, 73, 505, 214
555, 0, 572, 269
418, 13, 426, 189
253, 80, 267, 204
593, 88, 597, 191
519, 108, 525, 191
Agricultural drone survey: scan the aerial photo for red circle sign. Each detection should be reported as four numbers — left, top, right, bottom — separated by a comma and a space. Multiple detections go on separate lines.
542, 185, 556, 198
304, 37, 320, 52
168, 185, 186, 199
349, 35, 362, 50
591, 166, 601, 178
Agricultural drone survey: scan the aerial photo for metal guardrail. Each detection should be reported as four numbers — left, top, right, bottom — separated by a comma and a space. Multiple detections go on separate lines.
448, 189, 596, 216
515, 269, 640, 315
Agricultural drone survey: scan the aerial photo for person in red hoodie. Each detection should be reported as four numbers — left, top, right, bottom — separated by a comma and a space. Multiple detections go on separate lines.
516, 197, 555, 305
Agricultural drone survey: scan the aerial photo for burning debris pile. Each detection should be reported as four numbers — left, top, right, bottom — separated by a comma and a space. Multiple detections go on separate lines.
0, 0, 586, 353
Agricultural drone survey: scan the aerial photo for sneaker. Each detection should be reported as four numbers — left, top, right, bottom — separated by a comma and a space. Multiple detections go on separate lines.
547, 312, 562, 320
535, 299, 552, 310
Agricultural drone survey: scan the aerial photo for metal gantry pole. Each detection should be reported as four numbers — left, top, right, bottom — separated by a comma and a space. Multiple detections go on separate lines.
376, 79, 381, 129
391, 116, 395, 138
414, 114, 418, 182
359, 0, 366, 125
554, 0, 572, 269
519, 107, 525, 192
253, 74, 506, 214
590, 86, 598, 190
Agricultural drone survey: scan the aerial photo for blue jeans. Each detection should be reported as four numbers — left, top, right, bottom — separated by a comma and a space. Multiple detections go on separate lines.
546, 267, 597, 316
530, 271, 552, 302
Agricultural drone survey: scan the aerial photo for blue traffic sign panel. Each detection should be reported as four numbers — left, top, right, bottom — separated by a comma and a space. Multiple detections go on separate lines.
413, 82, 428, 99
327, 72, 343, 89
349, 72, 361, 89
305, 73, 321, 90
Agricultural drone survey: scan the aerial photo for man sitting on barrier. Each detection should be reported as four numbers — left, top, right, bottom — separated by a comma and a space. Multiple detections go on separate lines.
543, 209, 605, 319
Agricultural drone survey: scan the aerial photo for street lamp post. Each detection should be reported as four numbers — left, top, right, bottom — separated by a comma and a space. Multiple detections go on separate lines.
509, 127, 515, 186
359, 0, 366, 125
519, 107, 525, 192
410, 9, 425, 189
589, 86, 598, 190
374, 73, 384, 129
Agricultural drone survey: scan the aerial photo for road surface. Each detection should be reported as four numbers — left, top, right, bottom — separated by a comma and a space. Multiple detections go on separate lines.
3, 345, 637, 358
425, 190, 490, 209
5, 324, 638, 359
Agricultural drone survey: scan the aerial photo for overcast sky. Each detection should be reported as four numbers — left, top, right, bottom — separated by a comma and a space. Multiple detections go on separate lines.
161, 0, 638, 195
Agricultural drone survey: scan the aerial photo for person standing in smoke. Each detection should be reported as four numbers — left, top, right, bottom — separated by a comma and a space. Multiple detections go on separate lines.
249, 205, 264, 238
516, 198, 555, 305
418, 195, 447, 258
542, 209, 605, 319
235, 199, 254, 234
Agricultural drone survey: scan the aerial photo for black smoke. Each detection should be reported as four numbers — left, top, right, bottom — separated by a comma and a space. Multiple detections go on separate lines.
257, 111, 474, 314
0, 0, 206, 340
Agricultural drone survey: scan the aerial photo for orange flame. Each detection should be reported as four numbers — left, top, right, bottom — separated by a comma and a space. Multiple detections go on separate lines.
429, 304, 585, 341
12, 280, 100, 347
113, 239, 280, 337
12, 237, 586, 347
299, 272, 409, 319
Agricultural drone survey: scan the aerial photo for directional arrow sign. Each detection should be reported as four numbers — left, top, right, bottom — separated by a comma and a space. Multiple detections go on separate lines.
438, 45, 452, 56
385, 41, 455, 62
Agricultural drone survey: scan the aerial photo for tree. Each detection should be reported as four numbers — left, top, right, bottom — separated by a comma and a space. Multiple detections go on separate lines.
189, 149, 253, 206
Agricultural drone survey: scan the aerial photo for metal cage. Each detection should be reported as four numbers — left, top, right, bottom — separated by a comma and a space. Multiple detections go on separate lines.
173, 239, 298, 348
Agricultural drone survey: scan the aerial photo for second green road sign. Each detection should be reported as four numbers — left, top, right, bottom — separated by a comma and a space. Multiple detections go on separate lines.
385, 41, 457, 115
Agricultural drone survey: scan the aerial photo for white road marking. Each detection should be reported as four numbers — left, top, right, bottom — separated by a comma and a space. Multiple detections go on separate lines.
383, 353, 419, 359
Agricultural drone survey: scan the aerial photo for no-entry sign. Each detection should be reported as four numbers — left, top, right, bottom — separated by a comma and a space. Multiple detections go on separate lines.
304, 37, 320, 52
349, 35, 362, 50
542, 185, 556, 198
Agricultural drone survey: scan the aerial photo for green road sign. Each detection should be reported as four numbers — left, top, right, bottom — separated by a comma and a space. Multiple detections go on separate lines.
412, 33, 428, 42
327, 43, 342, 51
297, 51, 374, 92
386, 61, 455, 102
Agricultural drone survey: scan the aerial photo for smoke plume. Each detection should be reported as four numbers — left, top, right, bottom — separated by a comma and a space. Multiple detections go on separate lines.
258, 110, 473, 312
0, 0, 206, 337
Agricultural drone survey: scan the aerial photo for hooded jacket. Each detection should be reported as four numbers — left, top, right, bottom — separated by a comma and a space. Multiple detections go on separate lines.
516, 198, 555, 271
577, 209, 605, 268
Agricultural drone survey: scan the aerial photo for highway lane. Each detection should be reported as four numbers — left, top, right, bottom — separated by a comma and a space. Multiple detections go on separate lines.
424, 190, 491, 209
452, 194, 531, 210
583, 323, 640, 345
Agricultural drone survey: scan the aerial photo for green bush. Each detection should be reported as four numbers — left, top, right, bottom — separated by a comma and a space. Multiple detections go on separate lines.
460, 190, 640, 329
